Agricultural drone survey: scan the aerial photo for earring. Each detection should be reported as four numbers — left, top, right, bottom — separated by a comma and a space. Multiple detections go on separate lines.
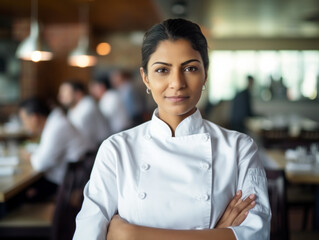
202, 84, 207, 91
146, 88, 151, 94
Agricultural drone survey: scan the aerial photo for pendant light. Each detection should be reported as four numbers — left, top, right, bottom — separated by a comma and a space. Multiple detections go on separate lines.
68, 4, 97, 68
16, 0, 53, 62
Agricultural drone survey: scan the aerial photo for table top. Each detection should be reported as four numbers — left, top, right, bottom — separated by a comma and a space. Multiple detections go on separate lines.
265, 149, 319, 184
0, 129, 32, 141
0, 158, 43, 202
246, 116, 319, 137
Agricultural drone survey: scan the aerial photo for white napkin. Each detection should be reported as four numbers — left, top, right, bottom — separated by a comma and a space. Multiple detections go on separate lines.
0, 166, 17, 176
285, 162, 312, 173
0, 156, 19, 166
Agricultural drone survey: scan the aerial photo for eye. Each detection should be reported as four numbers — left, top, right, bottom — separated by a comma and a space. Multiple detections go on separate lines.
184, 66, 198, 72
155, 68, 169, 73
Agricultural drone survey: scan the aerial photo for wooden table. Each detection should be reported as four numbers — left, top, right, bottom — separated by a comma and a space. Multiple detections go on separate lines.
0, 128, 32, 142
246, 116, 319, 149
0, 158, 43, 217
265, 149, 319, 229
265, 149, 319, 184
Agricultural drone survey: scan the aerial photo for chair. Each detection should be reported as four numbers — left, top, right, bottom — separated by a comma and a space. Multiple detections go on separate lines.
286, 183, 315, 230
261, 128, 291, 149
52, 150, 96, 240
265, 168, 289, 240
0, 150, 96, 239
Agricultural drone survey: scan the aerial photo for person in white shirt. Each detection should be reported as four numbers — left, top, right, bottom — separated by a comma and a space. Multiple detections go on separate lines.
19, 98, 89, 197
74, 19, 271, 240
111, 69, 145, 126
58, 80, 110, 150
90, 75, 131, 134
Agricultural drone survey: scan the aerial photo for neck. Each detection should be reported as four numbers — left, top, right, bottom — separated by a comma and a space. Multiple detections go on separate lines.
36, 116, 47, 135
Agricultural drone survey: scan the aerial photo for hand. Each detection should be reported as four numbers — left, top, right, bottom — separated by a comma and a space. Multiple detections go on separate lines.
107, 215, 131, 240
215, 190, 256, 228
19, 147, 31, 161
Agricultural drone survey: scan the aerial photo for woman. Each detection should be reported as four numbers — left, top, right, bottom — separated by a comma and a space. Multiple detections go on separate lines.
73, 18, 271, 240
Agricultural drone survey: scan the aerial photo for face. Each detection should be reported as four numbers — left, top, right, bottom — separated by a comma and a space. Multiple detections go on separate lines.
58, 83, 76, 108
111, 71, 122, 88
89, 82, 104, 100
19, 109, 40, 135
141, 39, 207, 123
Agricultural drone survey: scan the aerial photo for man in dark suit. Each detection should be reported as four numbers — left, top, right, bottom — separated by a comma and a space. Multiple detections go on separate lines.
230, 75, 254, 133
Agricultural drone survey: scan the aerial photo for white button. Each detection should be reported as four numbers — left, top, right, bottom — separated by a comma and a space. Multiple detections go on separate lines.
195, 226, 204, 230
144, 134, 151, 140
200, 162, 210, 170
202, 134, 209, 141
141, 163, 150, 171
197, 194, 209, 201
138, 192, 147, 199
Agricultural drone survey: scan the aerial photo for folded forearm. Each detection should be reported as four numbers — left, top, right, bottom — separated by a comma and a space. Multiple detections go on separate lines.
129, 225, 236, 240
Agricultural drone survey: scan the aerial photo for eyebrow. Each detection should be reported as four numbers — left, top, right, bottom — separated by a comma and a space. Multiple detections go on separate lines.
151, 59, 201, 67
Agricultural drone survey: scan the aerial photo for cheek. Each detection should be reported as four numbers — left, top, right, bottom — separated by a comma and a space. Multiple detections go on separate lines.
148, 76, 167, 93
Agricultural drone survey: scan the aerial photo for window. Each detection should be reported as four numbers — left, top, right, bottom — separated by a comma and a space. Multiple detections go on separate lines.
208, 50, 319, 103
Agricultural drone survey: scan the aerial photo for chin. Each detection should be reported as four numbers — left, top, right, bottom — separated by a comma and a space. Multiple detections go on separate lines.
170, 107, 196, 117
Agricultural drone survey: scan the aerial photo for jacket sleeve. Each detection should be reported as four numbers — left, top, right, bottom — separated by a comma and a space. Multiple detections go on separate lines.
73, 139, 118, 240
229, 135, 271, 240
31, 118, 70, 171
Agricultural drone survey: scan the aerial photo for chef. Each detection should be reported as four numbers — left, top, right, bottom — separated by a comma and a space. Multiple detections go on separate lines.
74, 18, 271, 240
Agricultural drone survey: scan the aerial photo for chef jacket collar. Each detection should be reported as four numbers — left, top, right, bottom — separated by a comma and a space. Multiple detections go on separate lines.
150, 108, 204, 138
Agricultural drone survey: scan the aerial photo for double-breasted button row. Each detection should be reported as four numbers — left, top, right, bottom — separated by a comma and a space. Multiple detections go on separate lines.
139, 162, 150, 199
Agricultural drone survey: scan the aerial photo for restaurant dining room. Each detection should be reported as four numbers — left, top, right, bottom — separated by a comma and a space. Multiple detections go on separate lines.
0, 0, 319, 239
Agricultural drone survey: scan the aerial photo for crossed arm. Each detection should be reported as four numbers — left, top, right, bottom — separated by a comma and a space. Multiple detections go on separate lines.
106, 190, 256, 240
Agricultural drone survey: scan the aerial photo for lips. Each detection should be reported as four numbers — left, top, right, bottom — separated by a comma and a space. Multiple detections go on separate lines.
165, 95, 190, 103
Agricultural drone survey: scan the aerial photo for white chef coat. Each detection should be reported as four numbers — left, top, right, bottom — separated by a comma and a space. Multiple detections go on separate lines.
68, 96, 110, 149
31, 108, 89, 184
99, 90, 131, 134
74, 109, 271, 240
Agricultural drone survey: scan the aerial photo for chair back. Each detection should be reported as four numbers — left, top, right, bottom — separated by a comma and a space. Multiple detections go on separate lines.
51, 151, 96, 240
265, 168, 289, 240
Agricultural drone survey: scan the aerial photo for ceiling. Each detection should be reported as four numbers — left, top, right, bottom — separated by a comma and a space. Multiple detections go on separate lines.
0, 0, 162, 33
0, 0, 318, 38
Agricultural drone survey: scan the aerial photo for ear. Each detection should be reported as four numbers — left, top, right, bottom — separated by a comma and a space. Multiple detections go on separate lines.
140, 67, 151, 89
203, 70, 208, 86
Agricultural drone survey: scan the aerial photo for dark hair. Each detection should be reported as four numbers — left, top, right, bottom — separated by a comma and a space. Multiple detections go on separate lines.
19, 97, 50, 116
63, 79, 87, 93
94, 75, 113, 90
141, 18, 209, 74
247, 75, 254, 81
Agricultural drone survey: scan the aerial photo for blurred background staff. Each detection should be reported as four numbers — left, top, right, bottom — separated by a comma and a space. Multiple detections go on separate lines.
18, 97, 89, 199
90, 75, 131, 134
58, 80, 110, 150
111, 69, 145, 126
270, 76, 288, 100
230, 75, 255, 133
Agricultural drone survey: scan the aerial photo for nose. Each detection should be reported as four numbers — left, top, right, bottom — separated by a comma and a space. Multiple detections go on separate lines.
169, 69, 186, 90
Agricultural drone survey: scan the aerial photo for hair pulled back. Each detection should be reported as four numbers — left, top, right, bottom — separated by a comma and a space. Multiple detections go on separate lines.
141, 18, 209, 74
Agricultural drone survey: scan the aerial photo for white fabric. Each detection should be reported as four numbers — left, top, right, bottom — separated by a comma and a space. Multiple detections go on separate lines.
68, 96, 110, 149
98, 90, 131, 134
31, 108, 89, 184
74, 109, 271, 240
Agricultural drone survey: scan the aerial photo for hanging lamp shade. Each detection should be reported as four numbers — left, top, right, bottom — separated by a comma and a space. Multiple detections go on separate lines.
68, 34, 97, 68
68, 4, 97, 68
16, 0, 53, 62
